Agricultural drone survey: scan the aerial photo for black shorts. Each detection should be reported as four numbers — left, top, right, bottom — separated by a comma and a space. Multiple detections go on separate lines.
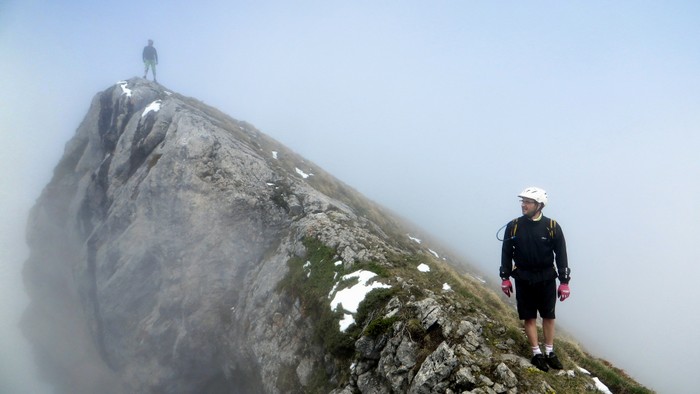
514, 278, 557, 320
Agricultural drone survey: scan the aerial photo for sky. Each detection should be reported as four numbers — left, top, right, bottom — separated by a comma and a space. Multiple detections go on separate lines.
2, 0, 699, 392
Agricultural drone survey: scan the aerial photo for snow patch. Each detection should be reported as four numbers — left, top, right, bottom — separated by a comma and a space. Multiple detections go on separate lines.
272, 151, 278, 159
142, 100, 162, 117
575, 367, 611, 393
558, 370, 576, 378
592, 377, 612, 394
303, 260, 312, 278
576, 366, 590, 375
339, 313, 354, 332
117, 81, 132, 97
295, 167, 313, 179
417, 263, 430, 272
472, 275, 486, 284
407, 234, 422, 244
329, 270, 391, 332
428, 249, 439, 258
442, 283, 452, 291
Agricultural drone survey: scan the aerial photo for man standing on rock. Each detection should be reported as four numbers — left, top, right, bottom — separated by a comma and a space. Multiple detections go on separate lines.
499, 187, 571, 372
142, 39, 158, 82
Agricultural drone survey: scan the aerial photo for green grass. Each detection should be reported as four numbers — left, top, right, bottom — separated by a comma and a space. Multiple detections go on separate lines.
276, 237, 355, 354
555, 340, 654, 394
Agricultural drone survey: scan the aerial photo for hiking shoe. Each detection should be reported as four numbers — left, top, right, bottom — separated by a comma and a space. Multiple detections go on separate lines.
531, 354, 550, 371
546, 352, 563, 369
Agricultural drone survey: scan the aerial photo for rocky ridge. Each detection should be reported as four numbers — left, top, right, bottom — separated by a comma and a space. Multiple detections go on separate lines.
22, 78, 651, 393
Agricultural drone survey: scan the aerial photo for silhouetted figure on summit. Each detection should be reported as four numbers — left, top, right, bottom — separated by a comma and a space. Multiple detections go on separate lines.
142, 39, 158, 82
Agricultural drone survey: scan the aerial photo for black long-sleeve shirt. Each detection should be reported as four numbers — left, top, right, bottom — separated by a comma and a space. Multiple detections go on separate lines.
500, 215, 570, 284
143, 45, 158, 62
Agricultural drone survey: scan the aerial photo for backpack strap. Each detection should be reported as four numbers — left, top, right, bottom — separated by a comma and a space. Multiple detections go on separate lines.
549, 219, 557, 239
510, 218, 519, 239
511, 218, 556, 239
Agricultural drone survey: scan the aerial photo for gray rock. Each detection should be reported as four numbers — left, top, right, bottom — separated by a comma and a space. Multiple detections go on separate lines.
470, 387, 498, 394
411, 297, 447, 330
499, 353, 531, 369
395, 337, 418, 369
454, 366, 477, 387
21, 79, 398, 394
329, 386, 355, 394
356, 336, 385, 360
480, 375, 494, 386
355, 360, 375, 376
296, 357, 315, 387
464, 330, 482, 351
357, 371, 391, 394
457, 320, 479, 336
495, 362, 518, 388
375, 335, 418, 393
409, 341, 458, 394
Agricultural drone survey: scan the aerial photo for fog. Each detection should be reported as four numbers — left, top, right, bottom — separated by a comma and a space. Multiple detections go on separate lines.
2, 1, 699, 392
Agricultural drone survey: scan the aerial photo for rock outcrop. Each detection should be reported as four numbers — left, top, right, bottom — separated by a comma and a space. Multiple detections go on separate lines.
22, 79, 650, 394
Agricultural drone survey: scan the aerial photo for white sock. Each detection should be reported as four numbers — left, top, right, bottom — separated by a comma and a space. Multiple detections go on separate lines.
545, 344, 554, 355
532, 346, 542, 356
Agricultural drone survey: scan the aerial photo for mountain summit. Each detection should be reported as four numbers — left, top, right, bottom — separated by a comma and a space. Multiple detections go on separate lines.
22, 79, 651, 394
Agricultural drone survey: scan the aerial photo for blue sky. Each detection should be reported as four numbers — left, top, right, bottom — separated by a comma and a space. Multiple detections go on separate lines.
2, 1, 700, 392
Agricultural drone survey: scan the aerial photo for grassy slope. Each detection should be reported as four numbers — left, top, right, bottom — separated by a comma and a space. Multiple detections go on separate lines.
278, 238, 653, 394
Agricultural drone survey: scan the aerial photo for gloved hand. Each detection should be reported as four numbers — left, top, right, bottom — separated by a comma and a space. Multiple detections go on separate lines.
501, 279, 513, 297
558, 283, 570, 301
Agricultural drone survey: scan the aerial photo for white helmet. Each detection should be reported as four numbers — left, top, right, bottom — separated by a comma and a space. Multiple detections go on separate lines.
518, 187, 548, 205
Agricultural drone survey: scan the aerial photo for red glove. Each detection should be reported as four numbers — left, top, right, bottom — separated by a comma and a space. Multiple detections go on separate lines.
558, 283, 570, 301
501, 279, 513, 297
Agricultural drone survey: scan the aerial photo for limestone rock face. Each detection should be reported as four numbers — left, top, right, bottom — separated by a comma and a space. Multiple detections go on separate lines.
23, 79, 399, 394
